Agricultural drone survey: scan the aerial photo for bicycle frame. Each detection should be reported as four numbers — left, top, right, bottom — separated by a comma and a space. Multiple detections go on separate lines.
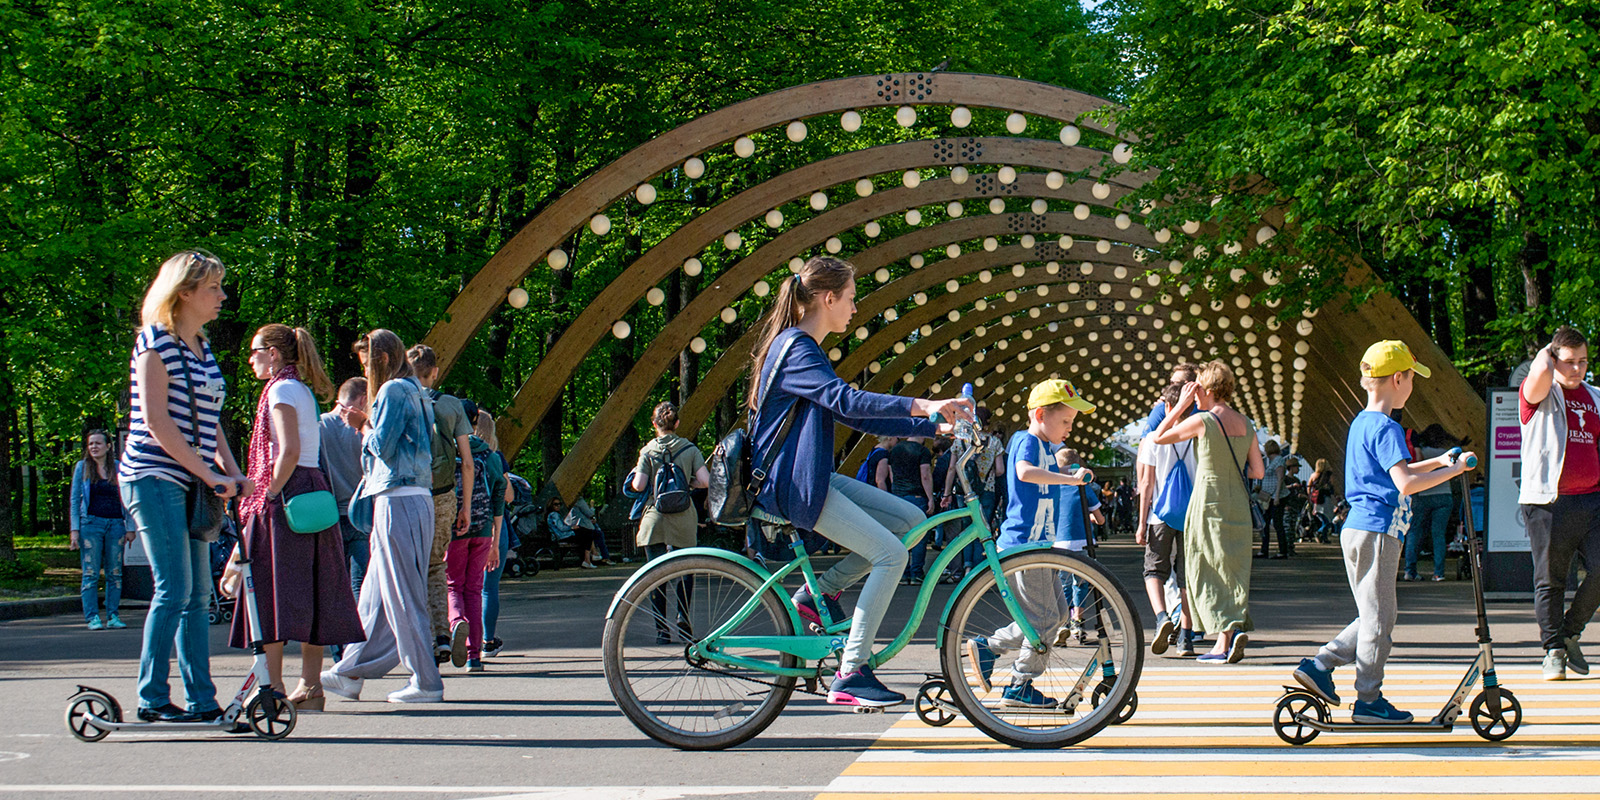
608, 495, 1047, 680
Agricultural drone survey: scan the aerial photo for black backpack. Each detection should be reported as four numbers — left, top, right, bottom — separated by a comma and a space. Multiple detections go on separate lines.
649, 441, 694, 515
708, 335, 800, 527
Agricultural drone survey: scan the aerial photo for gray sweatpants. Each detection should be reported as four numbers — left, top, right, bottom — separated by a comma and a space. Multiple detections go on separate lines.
986, 566, 1073, 683
812, 473, 924, 673
331, 494, 445, 693
1316, 528, 1401, 703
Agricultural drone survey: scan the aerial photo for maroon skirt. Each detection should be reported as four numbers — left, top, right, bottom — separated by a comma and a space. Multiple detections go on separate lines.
230, 466, 365, 648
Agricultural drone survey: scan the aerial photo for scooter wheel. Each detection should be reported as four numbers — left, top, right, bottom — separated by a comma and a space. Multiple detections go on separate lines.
246, 693, 297, 740
1091, 683, 1138, 724
65, 691, 116, 742
915, 679, 958, 727
1470, 688, 1521, 741
1273, 691, 1327, 745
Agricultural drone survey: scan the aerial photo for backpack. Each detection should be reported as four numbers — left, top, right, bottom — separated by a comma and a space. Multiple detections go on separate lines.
454, 446, 493, 534
1152, 442, 1194, 532
648, 440, 694, 514
708, 334, 801, 528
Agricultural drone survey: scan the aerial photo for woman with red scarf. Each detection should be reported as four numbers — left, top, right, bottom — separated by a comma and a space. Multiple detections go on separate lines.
222, 324, 363, 711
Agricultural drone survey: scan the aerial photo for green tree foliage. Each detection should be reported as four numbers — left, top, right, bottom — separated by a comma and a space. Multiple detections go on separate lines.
1102, 0, 1600, 383
0, 0, 1119, 555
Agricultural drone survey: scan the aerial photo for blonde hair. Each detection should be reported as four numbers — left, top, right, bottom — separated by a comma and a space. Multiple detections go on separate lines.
474, 409, 498, 451
141, 250, 226, 333
1196, 360, 1236, 404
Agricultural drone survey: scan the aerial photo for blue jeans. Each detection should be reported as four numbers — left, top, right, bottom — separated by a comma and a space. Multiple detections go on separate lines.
899, 493, 932, 579
121, 477, 217, 713
79, 515, 125, 620
341, 516, 371, 598
1406, 493, 1454, 578
960, 489, 1000, 572
482, 520, 511, 641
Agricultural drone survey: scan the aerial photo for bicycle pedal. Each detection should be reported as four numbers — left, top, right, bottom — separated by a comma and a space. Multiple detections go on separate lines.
851, 706, 885, 714
808, 623, 826, 635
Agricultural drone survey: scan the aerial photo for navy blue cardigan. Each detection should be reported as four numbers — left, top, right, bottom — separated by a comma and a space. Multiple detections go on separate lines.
753, 328, 938, 531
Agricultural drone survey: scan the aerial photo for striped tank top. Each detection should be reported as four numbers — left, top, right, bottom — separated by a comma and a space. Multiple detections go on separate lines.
118, 324, 227, 485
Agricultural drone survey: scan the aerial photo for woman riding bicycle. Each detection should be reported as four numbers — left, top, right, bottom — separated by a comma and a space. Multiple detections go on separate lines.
748, 256, 973, 709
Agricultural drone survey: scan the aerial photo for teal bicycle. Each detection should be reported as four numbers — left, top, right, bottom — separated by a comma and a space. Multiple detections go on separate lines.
602, 423, 1144, 750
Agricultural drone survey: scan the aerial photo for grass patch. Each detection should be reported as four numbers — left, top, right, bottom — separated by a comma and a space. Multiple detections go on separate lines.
2, 534, 89, 601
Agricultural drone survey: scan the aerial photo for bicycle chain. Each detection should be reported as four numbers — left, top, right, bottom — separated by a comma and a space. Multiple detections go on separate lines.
685, 648, 833, 697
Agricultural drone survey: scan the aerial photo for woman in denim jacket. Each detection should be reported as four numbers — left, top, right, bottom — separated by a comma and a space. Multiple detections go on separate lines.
70, 430, 136, 629
321, 329, 444, 704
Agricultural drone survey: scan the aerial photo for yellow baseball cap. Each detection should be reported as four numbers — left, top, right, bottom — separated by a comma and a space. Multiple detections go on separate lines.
1028, 378, 1097, 413
1360, 340, 1432, 379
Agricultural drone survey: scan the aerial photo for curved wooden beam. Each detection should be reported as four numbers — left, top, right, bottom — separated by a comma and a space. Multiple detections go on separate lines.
425, 73, 1129, 378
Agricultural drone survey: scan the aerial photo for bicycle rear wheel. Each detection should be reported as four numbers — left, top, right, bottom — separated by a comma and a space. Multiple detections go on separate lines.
941, 549, 1143, 748
602, 554, 798, 750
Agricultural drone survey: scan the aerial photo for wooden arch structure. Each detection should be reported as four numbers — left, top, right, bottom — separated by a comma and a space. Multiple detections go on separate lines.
421, 73, 1485, 502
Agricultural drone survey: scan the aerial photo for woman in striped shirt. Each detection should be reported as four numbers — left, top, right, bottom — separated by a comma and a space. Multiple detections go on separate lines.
119, 250, 251, 724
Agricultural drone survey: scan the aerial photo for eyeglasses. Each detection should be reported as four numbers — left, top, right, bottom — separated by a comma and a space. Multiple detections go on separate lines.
250, 346, 272, 353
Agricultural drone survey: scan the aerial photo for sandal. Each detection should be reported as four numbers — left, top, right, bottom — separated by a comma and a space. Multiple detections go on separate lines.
288, 679, 326, 712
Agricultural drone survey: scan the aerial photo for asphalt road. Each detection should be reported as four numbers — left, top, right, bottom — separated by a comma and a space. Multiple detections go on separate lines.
0, 536, 1557, 800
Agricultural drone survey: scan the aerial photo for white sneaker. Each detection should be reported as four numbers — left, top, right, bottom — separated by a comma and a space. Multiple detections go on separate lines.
387, 685, 444, 703
320, 669, 363, 700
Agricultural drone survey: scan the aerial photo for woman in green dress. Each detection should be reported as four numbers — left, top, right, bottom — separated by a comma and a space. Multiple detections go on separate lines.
1152, 360, 1264, 663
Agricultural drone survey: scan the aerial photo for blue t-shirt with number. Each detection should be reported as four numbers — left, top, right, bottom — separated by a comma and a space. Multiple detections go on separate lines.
999, 430, 1059, 549
1344, 410, 1414, 537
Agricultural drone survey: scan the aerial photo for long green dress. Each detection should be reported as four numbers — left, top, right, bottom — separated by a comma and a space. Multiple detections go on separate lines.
1183, 411, 1256, 635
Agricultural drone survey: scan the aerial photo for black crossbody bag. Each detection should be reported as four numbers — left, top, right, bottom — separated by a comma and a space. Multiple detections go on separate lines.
707, 335, 800, 528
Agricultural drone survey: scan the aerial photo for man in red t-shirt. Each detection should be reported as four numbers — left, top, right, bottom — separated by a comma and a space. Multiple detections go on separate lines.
1519, 325, 1600, 680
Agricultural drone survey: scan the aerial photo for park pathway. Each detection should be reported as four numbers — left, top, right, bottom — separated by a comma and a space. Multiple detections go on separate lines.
816, 662, 1600, 798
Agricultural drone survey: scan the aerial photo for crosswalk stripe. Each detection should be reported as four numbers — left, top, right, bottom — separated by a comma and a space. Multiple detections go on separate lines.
816, 658, 1600, 799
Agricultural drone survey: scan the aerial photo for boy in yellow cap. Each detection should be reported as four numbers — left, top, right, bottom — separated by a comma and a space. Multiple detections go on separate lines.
963, 379, 1096, 708
1292, 340, 1476, 723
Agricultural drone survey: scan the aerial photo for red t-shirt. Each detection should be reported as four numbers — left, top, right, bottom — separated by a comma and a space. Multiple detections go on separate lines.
1521, 386, 1600, 495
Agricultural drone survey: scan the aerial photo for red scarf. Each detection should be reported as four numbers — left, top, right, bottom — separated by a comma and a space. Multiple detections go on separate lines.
241, 364, 299, 521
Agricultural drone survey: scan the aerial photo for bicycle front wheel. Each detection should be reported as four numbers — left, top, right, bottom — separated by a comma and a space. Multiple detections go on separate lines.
602, 554, 798, 750
941, 549, 1144, 748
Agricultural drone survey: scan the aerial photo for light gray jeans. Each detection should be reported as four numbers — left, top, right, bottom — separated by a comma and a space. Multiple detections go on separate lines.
332, 493, 445, 693
812, 473, 924, 673
1316, 528, 1401, 703
985, 566, 1073, 683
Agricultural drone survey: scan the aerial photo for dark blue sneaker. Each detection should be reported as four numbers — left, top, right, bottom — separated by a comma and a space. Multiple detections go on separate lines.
827, 665, 905, 708
793, 586, 846, 629
1000, 680, 1056, 708
1351, 695, 1412, 724
965, 637, 997, 693
1293, 658, 1340, 705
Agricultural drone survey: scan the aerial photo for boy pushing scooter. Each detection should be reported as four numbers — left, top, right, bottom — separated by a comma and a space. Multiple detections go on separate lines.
1291, 340, 1477, 723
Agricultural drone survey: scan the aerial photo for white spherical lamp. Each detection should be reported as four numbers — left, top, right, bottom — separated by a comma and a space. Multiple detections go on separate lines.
507, 287, 529, 308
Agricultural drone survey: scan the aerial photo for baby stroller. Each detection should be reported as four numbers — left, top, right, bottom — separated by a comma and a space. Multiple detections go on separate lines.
207, 517, 240, 625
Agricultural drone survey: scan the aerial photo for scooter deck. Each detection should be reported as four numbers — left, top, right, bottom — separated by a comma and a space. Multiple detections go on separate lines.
80, 713, 240, 732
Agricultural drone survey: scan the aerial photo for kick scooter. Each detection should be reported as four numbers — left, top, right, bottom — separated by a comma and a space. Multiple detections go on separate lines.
1272, 450, 1521, 744
65, 540, 297, 741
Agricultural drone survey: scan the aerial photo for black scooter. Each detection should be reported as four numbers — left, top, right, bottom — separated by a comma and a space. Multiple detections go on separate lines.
1272, 451, 1521, 745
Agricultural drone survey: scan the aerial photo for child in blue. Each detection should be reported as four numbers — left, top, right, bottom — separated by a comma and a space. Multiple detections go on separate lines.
963, 379, 1096, 708
1054, 447, 1104, 644
1292, 341, 1475, 723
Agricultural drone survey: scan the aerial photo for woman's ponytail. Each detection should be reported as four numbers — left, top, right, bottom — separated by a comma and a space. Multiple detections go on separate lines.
746, 257, 855, 410
293, 327, 336, 403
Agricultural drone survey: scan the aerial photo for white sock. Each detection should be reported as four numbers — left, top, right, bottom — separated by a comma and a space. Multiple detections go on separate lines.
1312, 656, 1334, 673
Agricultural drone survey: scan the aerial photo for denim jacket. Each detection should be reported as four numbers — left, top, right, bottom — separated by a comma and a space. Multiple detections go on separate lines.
358, 376, 435, 497
69, 459, 135, 532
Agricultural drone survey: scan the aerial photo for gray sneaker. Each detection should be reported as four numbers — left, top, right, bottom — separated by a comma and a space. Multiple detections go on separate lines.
1151, 611, 1173, 656
1565, 635, 1590, 676
1543, 648, 1568, 681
